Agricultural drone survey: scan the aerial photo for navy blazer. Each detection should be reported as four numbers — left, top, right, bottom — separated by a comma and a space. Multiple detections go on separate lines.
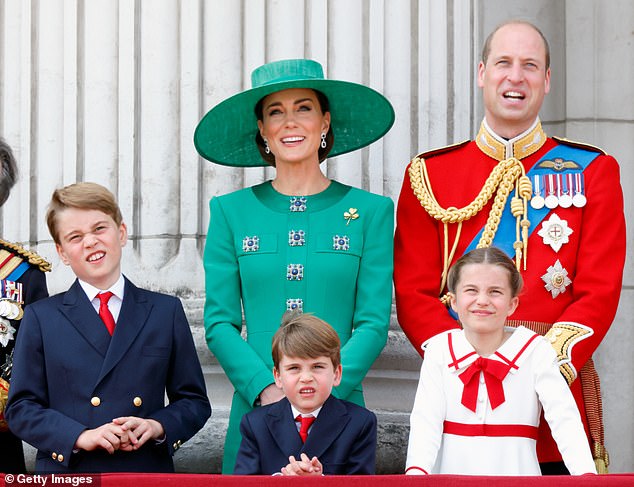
5, 277, 211, 473
234, 395, 376, 475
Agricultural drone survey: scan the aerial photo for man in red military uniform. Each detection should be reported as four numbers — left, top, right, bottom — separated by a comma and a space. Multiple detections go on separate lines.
394, 20, 625, 475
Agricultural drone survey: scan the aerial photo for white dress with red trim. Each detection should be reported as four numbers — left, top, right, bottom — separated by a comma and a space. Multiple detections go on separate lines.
405, 326, 595, 476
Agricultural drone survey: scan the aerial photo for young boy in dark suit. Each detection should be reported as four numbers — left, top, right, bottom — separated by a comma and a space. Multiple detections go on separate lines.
5, 182, 211, 473
233, 313, 377, 475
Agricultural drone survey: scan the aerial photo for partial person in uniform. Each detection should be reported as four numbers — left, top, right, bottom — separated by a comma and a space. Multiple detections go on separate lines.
0, 138, 50, 473
195, 58, 395, 473
394, 20, 625, 474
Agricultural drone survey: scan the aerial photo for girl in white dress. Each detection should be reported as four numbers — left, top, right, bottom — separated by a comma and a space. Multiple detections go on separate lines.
405, 247, 596, 476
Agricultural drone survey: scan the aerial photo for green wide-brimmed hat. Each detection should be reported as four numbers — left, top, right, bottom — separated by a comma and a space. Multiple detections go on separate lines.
194, 59, 395, 167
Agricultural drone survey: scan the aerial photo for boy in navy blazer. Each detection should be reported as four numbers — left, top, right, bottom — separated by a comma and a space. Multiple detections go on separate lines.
233, 313, 377, 475
5, 182, 211, 473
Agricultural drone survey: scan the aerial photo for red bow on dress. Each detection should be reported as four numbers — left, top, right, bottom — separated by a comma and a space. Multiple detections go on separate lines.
458, 356, 511, 412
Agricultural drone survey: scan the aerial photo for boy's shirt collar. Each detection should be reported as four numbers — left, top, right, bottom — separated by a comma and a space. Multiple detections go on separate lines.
290, 403, 323, 420
79, 273, 125, 302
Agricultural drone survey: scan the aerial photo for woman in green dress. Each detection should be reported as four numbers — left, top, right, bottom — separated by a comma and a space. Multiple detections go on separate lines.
194, 59, 395, 473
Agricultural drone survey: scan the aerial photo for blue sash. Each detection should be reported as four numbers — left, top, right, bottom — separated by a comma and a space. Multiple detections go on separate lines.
464, 144, 600, 258
6, 261, 30, 281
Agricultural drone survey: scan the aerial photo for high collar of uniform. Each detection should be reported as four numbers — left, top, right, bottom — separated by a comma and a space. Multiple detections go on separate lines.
475, 118, 547, 161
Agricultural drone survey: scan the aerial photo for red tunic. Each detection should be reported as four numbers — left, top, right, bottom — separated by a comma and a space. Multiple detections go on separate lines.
394, 121, 626, 463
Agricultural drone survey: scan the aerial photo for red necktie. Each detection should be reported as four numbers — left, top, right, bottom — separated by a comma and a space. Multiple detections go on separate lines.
98, 292, 116, 335
458, 356, 511, 412
296, 415, 315, 443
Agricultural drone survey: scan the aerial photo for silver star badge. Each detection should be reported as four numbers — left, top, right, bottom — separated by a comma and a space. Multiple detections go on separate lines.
537, 213, 573, 252
0, 317, 16, 347
541, 260, 572, 298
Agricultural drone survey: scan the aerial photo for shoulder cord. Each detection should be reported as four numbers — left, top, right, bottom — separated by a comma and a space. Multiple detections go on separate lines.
0, 238, 52, 272
408, 157, 532, 304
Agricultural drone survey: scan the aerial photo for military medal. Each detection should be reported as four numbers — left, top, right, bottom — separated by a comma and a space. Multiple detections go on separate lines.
558, 174, 573, 208
2, 281, 22, 302
572, 173, 587, 208
541, 260, 572, 298
0, 281, 24, 321
544, 174, 559, 209
537, 213, 573, 252
0, 280, 23, 321
0, 317, 16, 347
0, 349, 13, 379
530, 175, 545, 210
0, 301, 20, 320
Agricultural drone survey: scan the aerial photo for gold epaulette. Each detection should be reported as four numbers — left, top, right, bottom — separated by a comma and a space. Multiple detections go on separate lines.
410, 139, 470, 162
0, 239, 51, 272
544, 322, 594, 385
552, 136, 607, 156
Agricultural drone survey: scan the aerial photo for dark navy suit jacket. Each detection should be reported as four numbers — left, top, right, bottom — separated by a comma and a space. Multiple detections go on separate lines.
5, 277, 211, 473
234, 395, 376, 475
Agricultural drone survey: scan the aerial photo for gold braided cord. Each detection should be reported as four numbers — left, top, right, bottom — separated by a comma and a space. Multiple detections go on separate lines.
439, 218, 463, 294
580, 359, 610, 473
515, 176, 532, 270
408, 156, 532, 300
0, 238, 51, 272
409, 156, 521, 224
475, 162, 521, 248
